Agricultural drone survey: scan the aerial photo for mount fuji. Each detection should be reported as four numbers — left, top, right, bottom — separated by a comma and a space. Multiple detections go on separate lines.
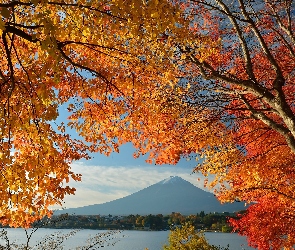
55, 176, 246, 215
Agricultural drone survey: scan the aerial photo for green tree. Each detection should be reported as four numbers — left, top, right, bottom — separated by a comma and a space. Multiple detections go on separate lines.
163, 223, 229, 250
199, 211, 205, 218
136, 216, 145, 228
221, 225, 232, 233
169, 212, 185, 226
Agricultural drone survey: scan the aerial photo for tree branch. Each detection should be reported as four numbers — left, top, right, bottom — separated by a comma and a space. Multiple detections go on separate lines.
47, 1, 127, 21
0, 1, 32, 7
241, 95, 295, 152
216, 0, 257, 82
237, 0, 285, 90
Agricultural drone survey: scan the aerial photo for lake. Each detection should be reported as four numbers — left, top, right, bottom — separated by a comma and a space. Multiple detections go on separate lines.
0, 228, 255, 249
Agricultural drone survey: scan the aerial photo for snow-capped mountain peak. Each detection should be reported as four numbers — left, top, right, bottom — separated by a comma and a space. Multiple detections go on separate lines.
159, 176, 184, 185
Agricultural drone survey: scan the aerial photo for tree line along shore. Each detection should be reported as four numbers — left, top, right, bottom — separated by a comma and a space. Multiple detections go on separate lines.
1, 211, 243, 232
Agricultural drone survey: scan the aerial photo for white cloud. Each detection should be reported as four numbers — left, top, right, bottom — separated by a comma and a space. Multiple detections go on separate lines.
58, 163, 209, 208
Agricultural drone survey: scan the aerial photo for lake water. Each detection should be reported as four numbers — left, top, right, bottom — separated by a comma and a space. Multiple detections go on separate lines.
0, 228, 255, 249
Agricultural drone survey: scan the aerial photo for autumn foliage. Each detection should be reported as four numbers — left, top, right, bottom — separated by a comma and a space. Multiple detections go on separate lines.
0, 0, 195, 227
0, 0, 223, 227
1, 0, 295, 249
173, 0, 295, 249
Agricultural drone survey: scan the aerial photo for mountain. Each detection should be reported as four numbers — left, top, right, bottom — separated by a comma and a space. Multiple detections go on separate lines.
55, 176, 246, 215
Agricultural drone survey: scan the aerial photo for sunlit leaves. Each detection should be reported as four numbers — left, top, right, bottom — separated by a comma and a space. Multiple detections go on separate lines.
0, 0, 195, 227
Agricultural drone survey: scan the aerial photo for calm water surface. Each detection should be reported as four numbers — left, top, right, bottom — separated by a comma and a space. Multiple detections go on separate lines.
0, 228, 255, 250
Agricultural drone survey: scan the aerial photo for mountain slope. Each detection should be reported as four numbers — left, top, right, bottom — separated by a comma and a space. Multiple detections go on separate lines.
55, 176, 245, 215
